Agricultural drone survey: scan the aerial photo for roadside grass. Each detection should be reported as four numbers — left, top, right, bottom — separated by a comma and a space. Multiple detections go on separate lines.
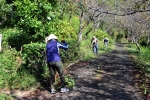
0, 93, 14, 100
125, 43, 150, 96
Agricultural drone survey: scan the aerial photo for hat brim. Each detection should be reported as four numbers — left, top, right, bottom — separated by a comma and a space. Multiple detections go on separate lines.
47, 34, 58, 41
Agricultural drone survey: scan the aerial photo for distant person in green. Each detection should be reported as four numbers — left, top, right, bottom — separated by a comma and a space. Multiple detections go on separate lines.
91, 36, 98, 54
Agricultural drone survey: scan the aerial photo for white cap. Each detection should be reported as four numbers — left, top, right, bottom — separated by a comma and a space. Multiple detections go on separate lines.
93, 36, 96, 38
45, 34, 58, 42
48, 34, 58, 40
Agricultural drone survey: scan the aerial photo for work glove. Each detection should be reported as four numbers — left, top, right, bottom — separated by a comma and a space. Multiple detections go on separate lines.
61, 40, 66, 43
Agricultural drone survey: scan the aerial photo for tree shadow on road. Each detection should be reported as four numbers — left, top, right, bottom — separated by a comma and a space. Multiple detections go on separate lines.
65, 43, 143, 100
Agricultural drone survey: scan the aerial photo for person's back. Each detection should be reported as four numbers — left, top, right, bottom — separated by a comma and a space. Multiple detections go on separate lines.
104, 38, 108, 46
91, 36, 98, 45
46, 39, 60, 62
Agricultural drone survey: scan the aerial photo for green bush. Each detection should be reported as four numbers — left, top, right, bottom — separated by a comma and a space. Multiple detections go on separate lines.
0, 46, 18, 89
0, 46, 38, 90
13, 0, 53, 35
0, 28, 16, 46
54, 75, 75, 89
91, 29, 108, 40
19, 40, 80, 82
0, 28, 38, 89
60, 39, 80, 63
21, 43, 47, 81
0, 28, 30, 51
116, 33, 123, 42
139, 36, 148, 46
8, 32, 30, 51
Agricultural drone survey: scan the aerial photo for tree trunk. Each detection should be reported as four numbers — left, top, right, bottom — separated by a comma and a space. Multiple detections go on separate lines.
94, 14, 101, 32
147, 33, 149, 47
78, 31, 83, 41
78, 11, 84, 41
132, 35, 140, 51
135, 42, 140, 51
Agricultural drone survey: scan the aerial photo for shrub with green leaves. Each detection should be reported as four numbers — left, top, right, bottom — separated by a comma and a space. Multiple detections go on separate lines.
65, 75, 75, 89
0, 46, 18, 89
13, 0, 53, 34
92, 29, 108, 40
60, 39, 80, 63
54, 75, 75, 89
21, 43, 47, 81
0, 28, 30, 51
0, 45, 37, 90
44, 19, 77, 39
21, 40, 80, 80
0, 28, 38, 89
8, 32, 30, 51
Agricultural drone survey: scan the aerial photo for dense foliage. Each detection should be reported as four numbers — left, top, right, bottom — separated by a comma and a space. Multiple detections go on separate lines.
0, 0, 80, 90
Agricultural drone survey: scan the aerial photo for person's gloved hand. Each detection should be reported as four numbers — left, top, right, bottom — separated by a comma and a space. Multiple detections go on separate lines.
61, 40, 66, 43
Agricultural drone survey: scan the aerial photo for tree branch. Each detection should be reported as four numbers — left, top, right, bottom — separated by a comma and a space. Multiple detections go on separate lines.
90, 7, 150, 16
101, 9, 150, 16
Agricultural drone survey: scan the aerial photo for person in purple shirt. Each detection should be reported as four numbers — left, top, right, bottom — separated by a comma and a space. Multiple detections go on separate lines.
46, 34, 69, 93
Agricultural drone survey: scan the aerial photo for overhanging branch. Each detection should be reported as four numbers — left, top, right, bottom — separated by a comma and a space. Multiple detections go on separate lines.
99, 9, 150, 16
89, 6, 150, 16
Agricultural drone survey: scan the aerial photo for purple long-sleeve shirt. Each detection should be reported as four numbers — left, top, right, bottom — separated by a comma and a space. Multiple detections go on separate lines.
46, 39, 68, 62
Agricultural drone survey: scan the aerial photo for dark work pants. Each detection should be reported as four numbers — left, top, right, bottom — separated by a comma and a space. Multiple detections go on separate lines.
47, 61, 67, 89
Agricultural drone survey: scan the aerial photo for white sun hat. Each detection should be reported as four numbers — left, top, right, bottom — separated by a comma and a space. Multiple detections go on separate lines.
45, 34, 58, 42
93, 36, 96, 38
48, 34, 58, 40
